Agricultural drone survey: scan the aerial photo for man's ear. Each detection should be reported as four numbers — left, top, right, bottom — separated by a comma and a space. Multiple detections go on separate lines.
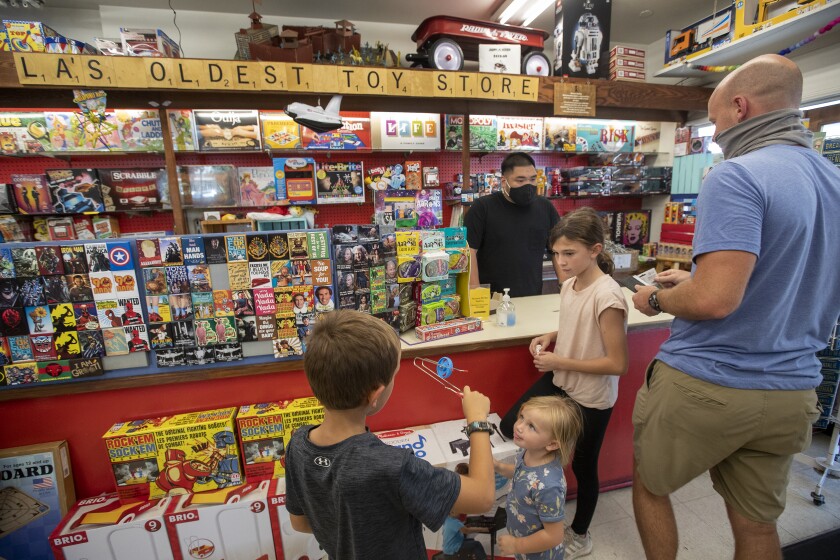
368, 384, 386, 410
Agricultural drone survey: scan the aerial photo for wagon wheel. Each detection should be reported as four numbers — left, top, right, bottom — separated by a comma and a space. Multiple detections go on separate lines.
522, 51, 551, 76
429, 38, 464, 71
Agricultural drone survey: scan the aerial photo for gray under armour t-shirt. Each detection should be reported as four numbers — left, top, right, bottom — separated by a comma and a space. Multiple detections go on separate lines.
285, 425, 461, 559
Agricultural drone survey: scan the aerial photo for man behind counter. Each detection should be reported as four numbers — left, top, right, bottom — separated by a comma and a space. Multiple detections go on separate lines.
466, 152, 561, 297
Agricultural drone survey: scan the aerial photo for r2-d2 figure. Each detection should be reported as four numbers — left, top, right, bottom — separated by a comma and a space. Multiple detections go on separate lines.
568, 13, 603, 75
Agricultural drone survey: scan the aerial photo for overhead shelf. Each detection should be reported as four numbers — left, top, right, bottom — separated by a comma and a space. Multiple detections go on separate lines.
655, 2, 840, 78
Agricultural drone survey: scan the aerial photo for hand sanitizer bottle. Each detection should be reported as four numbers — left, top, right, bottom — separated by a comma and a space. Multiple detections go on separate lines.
496, 288, 516, 327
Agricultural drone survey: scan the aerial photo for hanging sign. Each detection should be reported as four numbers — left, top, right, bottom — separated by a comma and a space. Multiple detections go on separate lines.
554, 82, 596, 117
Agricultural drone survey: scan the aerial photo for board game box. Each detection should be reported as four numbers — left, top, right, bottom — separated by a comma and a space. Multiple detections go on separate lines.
102, 407, 243, 504
315, 160, 365, 204
0, 112, 50, 154
0, 440, 76, 560
259, 111, 301, 149
193, 110, 261, 152
99, 168, 165, 211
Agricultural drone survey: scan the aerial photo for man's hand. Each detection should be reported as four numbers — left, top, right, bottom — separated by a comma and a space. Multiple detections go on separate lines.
498, 534, 518, 555
655, 269, 690, 287
632, 285, 659, 316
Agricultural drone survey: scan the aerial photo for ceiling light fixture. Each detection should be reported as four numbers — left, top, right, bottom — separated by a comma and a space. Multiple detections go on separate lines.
499, 0, 530, 25
800, 99, 840, 111
639, 9, 654, 18
522, 0, 555, 27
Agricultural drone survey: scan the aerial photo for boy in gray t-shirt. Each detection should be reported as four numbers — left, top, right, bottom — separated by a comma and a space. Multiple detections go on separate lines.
285, 310, 497, 559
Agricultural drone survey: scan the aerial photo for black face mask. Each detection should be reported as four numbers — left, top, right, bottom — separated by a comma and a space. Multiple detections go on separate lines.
507, 183, 537, 205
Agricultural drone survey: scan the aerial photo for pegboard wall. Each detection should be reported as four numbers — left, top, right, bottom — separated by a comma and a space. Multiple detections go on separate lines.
2, 149, 645, 237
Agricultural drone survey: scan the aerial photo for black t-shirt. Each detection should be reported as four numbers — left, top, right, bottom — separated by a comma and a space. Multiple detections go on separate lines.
465, 192, 559, 297
285, 425, 460, 560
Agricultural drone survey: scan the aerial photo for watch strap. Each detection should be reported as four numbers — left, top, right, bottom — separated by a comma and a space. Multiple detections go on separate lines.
649, 289, 662, 313
465, 420, 493, 437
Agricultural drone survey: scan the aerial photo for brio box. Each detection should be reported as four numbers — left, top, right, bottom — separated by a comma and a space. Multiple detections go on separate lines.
608, 57, 646, 70
414, 316, 482, 342
103, 407, 243, 504
236, 397, 325, 480
610, 69, 647, 82
49, 494, 178, 560
266, 478, 327, 560
375, 425, 448, 467
0, 440, 76, 560
2, 20, 61, 52
164, 481, 275, 560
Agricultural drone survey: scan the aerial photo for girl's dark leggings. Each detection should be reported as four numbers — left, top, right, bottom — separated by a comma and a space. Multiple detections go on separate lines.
500, 372, 614, 535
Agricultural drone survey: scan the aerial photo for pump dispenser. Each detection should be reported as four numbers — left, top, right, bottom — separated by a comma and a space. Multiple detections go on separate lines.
496, 288, 516, 327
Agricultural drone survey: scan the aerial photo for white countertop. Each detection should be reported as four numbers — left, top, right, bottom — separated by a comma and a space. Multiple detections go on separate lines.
400, 289, 673, 352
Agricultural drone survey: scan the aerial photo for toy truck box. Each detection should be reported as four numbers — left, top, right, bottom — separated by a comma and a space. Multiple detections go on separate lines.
266, 478, 326, 560
103, 407, 243, 504
0, 440, 76, 560
49, 494, 178, 560
236, 397, 325, 481
164, 480, 275, 560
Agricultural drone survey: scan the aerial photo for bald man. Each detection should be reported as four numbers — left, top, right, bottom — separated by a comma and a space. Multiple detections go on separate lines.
630, 54, 840, 560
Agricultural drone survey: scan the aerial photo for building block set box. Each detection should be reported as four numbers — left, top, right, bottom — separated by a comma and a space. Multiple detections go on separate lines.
0, 440, 76, 560
49, 494, 178, 560
375, 425, 448, 467
430, 413, 517, 470
267, 478, 326, 560
164, 480, 275, 560
103, 407, 243, 504
236, 397, 325, 481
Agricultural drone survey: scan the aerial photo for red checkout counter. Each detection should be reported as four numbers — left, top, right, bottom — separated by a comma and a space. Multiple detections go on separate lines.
0, 293, 671, 499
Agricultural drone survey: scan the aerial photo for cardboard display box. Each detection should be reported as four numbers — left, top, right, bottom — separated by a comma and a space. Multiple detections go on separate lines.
236, 398, 325, 481
49, 494, 178, 560
103, 407, 243, 504
165, 481, 275, 560
0, 440, 76, 560
267, 478, 327, 560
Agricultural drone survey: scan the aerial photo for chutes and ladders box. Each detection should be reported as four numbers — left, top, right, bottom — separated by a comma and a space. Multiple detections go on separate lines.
236, 398, 325, 481
267, 478, 327, 560
1, 440, 76, 560
165, 481, 276, 560
49, 494, 178, 560
374, 425, 448, 467
103, 407, 243, 504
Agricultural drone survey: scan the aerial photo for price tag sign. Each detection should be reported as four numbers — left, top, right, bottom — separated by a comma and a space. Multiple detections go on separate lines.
468, 285, 491, 320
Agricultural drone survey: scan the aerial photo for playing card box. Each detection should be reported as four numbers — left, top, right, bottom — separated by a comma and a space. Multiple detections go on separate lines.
49, 494, 178, 560
0, 440, 76, 560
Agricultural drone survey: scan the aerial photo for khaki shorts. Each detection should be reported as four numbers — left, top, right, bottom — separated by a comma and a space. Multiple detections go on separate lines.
633, 360, 820, 523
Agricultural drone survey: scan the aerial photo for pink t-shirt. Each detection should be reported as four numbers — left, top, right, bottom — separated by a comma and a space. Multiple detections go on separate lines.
552, 274, 628, 409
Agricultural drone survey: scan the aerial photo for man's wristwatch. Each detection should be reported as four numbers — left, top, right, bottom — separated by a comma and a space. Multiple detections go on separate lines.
648, 289, 663, 313
465, 420, 493, 437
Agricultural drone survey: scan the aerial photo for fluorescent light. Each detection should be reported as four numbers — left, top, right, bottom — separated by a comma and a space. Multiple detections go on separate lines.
522, 0, 555, 26
801, 99, 840, 111
499, 0, 530, 25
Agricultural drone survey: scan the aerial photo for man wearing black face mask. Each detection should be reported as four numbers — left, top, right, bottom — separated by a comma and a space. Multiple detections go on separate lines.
465, 152, 561, 297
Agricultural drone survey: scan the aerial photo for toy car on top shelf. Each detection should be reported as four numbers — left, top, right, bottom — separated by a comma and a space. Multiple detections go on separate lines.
405, 15, 552, 76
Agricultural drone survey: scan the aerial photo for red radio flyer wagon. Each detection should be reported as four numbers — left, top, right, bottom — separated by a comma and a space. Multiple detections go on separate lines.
406, 15, 551, 75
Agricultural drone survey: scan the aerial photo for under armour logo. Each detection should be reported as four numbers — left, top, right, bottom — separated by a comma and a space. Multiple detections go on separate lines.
314, 456, 331, 468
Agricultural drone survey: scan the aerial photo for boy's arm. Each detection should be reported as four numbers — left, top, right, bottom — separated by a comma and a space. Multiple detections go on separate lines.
452, 386, 495, 514
289, 513, 313, 533
498, 521, 565, 555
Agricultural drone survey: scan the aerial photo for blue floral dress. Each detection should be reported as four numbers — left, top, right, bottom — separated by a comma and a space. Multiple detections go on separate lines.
505, 450, 567, 559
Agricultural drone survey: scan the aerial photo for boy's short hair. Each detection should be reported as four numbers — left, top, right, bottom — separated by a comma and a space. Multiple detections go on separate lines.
520, 395, 582, 466
304, 310, 400, 409
501, 152, 536, 174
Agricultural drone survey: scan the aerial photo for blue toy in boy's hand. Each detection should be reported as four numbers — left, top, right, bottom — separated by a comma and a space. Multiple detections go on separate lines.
437, 356, 454, 379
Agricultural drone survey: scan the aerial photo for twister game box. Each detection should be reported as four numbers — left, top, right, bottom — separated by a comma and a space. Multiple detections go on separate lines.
236, 397, 325, 480
103, 407, 243, 504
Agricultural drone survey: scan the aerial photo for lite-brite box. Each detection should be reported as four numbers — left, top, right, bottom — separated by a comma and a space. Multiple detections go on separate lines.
266, 478, 328, 560
0, 440, 76, 560
103, 407, 243, 504
49, 494, 178, 560
164, 480, 275, 560
236, 398, 325, 480
415, 316, 482, 342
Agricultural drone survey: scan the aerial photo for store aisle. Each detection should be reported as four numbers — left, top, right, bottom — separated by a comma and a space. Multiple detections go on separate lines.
535, 433, 840, 559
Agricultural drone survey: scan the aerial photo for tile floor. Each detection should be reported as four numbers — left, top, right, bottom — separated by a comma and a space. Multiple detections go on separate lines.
551, 431, 840, 559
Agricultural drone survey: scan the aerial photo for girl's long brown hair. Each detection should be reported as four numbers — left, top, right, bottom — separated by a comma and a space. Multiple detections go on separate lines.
549, 207, 614, 275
